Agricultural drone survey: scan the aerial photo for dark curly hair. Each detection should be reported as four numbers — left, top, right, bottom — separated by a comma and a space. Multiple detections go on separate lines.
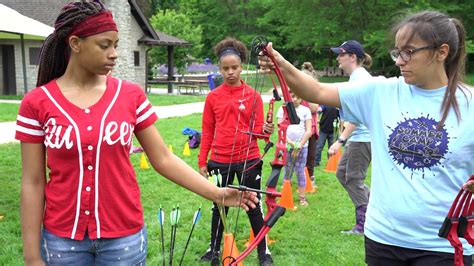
36, 0, 107, 86
213, 37, 248, 64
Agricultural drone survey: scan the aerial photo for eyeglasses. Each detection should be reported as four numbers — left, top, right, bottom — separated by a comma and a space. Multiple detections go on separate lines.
389, 45, 434, 62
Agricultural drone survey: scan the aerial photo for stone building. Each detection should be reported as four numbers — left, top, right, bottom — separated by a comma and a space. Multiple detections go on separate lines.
0, 0, 187, 95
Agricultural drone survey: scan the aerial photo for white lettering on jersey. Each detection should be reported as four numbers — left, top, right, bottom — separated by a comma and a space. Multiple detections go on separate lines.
44, 118, 74, 149
103, 121, 135, 146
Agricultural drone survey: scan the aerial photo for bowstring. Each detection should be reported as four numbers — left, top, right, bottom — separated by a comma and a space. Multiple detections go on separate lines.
228, 38, 301, 263
226, 43, 268, 260
211, 51, 261, 260
210, 99, 243, 257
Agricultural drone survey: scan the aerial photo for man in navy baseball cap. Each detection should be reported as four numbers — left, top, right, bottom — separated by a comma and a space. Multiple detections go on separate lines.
330, 40, 365, 59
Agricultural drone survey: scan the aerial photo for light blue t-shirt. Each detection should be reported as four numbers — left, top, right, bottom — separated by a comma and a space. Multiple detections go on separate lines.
345, 67, 371, 142
338, 76, 474, 254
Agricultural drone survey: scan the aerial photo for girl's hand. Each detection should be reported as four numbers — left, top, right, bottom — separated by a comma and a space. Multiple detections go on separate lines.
216, 188, 258, 211
24, 258, 45, 266
463, 180, 474, 192
199, 166, 208, 178
263, 123, 275, 135
292, 144, 301, 158
288, 140, 295, 148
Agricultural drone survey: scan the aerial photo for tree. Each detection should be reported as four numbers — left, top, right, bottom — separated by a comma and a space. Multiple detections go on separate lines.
144, 0, 473, 74
149, 9, 203, 73
184, 0, 273, 63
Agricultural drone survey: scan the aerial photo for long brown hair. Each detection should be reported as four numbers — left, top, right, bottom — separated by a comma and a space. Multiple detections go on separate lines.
392, 11, 469, 127
36, 1, 106, 86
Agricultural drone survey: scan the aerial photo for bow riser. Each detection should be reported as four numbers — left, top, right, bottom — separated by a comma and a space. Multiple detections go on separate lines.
228, 37, 301, 265
439, 175, 474, 266
232, 206, 285, 265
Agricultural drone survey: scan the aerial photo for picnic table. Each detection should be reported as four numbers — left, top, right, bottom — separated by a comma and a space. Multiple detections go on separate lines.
147, 74, 214, 95
176, 80, 209, 95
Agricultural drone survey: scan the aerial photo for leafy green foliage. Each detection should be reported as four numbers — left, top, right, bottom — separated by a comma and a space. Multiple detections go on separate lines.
149, 9, 203, 72
145, 0, 473, 74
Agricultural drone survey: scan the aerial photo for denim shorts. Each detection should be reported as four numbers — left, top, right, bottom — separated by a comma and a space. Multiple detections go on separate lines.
40, 226, 147, 265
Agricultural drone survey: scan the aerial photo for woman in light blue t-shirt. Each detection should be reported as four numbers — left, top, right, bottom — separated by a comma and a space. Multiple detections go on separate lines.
327, 40, 373, 235
259, 10, 473, 265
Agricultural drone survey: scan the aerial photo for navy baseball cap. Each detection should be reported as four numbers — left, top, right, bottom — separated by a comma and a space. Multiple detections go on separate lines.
330, 40, 365, 58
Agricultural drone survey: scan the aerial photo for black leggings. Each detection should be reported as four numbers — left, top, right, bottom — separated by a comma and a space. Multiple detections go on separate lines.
365, 236, 472, 266
207, 159, 269, 257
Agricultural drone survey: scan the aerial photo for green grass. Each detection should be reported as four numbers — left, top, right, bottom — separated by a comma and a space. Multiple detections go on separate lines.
0, 103, 20, 122
0, 104, 367, 265
0, 95, 23, 100
146, 94, 207, 106
319, 76, 349, 83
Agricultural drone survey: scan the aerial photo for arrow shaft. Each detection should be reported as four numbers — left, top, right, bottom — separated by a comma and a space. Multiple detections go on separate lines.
179, 223, 196, 266
160, 222, 165, 266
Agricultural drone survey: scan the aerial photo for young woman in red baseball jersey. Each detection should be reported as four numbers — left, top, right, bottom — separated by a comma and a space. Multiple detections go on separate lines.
198, 37, 274, 266
15, 2, 257, 265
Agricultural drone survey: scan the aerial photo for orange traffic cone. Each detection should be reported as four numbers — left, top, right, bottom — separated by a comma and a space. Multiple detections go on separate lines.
244, 229, 255, 247
183, 141, 190, 156
279, 179, 297, 211
324, 148, 342, 173
140, 153, 150, 169
304, 167, 317, 193
222, 233, 243, 266
244, 229, 276, 247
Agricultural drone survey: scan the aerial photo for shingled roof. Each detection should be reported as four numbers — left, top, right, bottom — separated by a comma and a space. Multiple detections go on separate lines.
0, 0, 69, 27
1, 0, 188, 46
128, 0, 188, 46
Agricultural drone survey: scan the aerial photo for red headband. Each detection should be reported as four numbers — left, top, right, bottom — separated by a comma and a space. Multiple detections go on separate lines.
67, 11, 118, 43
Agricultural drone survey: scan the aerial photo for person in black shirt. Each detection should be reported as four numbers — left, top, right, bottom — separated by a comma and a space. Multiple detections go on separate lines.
314, 105, 340, 166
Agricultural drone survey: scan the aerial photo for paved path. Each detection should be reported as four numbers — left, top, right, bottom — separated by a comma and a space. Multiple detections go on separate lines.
0, 94, 272, 144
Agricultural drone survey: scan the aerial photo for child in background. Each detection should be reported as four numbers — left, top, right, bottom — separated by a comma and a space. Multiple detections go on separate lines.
277, 92, 312, 205
314, 105, 340, 167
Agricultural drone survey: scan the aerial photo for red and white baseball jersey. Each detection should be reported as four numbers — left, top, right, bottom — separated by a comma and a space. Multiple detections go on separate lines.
15, 76, 158, 240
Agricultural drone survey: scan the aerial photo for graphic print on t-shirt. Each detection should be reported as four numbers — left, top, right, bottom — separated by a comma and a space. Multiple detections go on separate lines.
387, 115, 449, 175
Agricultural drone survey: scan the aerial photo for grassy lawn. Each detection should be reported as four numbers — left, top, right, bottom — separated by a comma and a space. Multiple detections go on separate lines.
0, 95, 23, 100
1, 72, 472, 264
0, 103, 20, 122
147, 94, 207, 106
0, 103, 366, 265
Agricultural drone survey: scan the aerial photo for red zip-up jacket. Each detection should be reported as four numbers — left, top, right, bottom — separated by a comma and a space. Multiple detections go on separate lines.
198, 81, 264, 168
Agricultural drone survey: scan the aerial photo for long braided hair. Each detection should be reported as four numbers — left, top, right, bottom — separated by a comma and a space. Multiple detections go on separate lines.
36, 1, 106, 86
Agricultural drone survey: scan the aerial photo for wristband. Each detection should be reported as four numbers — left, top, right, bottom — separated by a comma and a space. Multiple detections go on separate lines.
337, 137, 346, 145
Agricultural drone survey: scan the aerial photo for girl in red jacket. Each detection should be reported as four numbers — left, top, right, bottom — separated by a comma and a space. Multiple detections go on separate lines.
198, 37, 274, 266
